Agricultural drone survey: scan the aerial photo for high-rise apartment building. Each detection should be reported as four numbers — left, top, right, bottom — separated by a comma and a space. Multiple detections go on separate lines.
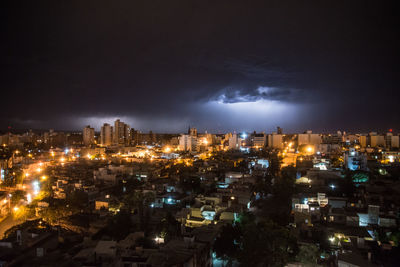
298, 130, 321, 146
188, 127, 197, 137
101, 123, 113, 146
179, 134, 197, 151
82, 125, 95, 146
268, 133, 283, 149
385, 133, 399, 148
359, 135, 367, 148
113, 119, 131, 145
228, 133, 242, 150
252, 132, 267, 148
370, 134, 385, 148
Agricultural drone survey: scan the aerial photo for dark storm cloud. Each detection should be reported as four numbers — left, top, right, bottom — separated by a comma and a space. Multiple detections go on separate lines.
1, 0, 399, 132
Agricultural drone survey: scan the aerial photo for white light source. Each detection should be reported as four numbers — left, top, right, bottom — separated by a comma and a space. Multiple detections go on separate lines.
33, 181, 40, 195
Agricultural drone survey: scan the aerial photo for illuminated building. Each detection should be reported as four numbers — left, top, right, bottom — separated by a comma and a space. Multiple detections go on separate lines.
228, 133, 241, 150
298, 130, 321, 146
252, 132, 266, 148
82, 125, 95, 146
267, 133, 283, 149
385, 132, 399, 148
188, 127, 197, 136
359, 135, 367, 148
179, 134, 197, 151
344, 148, 367, 171
113, 119, 131, 145
370, 134, 385, 147
100, 123, 113, 146
322, 131, 343, 144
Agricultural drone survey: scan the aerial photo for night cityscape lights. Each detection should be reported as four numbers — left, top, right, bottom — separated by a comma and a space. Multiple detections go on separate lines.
1, 1, 399, 265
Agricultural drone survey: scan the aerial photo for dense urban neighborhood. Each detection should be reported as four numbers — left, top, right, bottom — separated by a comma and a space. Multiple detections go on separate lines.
0, 124, 399, 266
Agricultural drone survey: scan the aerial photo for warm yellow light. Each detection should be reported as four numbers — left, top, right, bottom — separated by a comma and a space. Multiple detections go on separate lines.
28, 153, 32, 157
87, 153, 91, 159
306, 146, 313, 153
164, 147, 171, 153
39, 162, 43, 166
3, 199, 7, 204
25, 173, 30, 177
51, 152, 55, 157
36, 168, 42, 173
230, 196, 235, 200
60, 157, 65, 163
41, 175, 47, 180
13, 207, 19, 212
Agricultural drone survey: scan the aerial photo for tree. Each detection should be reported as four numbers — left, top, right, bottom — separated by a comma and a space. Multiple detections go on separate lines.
40, 202, 70, 224
213, 213, 298, 266
156, 212, 181, 242
340, 170, 356, 197
122, 191, 155, 231
251, 173, 273, 199
213, 223, 241, 266
67, 190, 88, 210
179, 175, 203, 194
269, 152, 281, 177
11, 190, 26, 205
239, 220, 297, 266
295, 244, 319, 266
258, 166, 296, 226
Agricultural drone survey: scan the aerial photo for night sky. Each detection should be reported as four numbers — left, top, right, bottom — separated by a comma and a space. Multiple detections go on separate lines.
1, 1, 399, 133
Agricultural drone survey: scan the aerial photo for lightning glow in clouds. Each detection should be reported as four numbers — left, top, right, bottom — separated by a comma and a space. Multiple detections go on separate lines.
201, 97, 303, 132
75, 86, 306, 132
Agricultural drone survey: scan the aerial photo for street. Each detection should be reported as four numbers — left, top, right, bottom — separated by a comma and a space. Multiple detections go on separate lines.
0, 215, 22, 239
